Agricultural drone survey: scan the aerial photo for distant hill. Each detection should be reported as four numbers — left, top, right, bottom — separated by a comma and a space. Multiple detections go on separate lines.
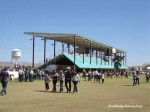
0, 62, 43, 67
0, 62, 32, 67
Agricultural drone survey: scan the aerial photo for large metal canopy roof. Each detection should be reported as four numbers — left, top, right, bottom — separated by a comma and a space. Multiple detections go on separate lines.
24, 32, 126, 53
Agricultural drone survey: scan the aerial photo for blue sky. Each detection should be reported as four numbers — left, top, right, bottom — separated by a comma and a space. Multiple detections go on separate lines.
0, 0, 149, 66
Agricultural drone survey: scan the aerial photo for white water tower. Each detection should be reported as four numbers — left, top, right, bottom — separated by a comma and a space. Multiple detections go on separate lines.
11, 49, 21, 66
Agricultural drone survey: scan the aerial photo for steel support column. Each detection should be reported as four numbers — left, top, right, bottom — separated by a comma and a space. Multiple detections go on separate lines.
111, 54, 113, 66
101, 48, 102, 65
125, 53, 127, 66
68, 43, 70, 53
62, 43, 64, 54
83, 40, 85, 64
96, 45, 98, 64
108, 49, 109, 65
90, 42, 92, 64
105, 49, 106, 65
44, 38, 46, 63
120, 53, 122, 66
74, 36, 76, 70
32, 35, 35, 68
54, 40, 56, 58
123, 53, 124, 66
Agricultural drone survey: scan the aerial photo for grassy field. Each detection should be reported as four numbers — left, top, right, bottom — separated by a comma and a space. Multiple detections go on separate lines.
0, 75, 150, 112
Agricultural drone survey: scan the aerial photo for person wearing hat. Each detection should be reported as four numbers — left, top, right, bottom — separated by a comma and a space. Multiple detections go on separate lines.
0, 68, 9, 96
58, 70, 65, 92
65, 67, 72, 92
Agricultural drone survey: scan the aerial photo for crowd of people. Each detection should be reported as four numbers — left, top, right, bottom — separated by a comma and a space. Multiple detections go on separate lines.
44, 67, 80, 93
132, 70, 150, 86
0, 66, 81, 95
82, 69, 105, 83
0, 66, 150, 96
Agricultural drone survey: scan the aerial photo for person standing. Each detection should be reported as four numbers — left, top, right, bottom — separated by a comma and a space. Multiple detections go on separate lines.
97, 72, 101, 83
83, 69, 87, 81
24, 68, 29, 82
101, 72, 105, 83
52, 70, 58, 92
41, 70, 45, 80
132, 71, 137, 86
65, 67, 72, 92
38, 70, 42, 80
146, 72, 150, 82
58, 70, 65, 92
94, 70, 98, 82
125, 71, 128, 78
0, 68, 9, 96
72, 71, 80, 93
136, 71, 140, 85
88, 71, 92, 81
18, 68, 24, 82
29, 68, 34, 82
44, 73, 50, 91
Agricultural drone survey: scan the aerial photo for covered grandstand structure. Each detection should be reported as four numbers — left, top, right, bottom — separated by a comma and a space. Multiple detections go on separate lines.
24, 32, 127, 71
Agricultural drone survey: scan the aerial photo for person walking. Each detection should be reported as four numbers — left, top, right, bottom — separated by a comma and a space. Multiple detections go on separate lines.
58, 70, 65, 92
136, 71, 140, 85
101, 72, 105, 83
0, 68, 9, 96
132, 71, 137, 86
44, 73, 50, 91
83, 69, 87, 81
72, 71, 80, 93
65, 67, 72, 92
52, 70, 58, 92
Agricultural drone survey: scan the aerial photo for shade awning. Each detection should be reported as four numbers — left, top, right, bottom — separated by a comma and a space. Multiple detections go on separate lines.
24, 32, 126, 53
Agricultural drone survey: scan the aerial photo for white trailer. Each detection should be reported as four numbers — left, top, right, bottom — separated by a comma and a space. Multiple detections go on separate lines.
7, 71, 19, 81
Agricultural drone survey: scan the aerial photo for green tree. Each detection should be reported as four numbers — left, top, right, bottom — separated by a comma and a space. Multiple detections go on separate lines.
112, 53, 125, 71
